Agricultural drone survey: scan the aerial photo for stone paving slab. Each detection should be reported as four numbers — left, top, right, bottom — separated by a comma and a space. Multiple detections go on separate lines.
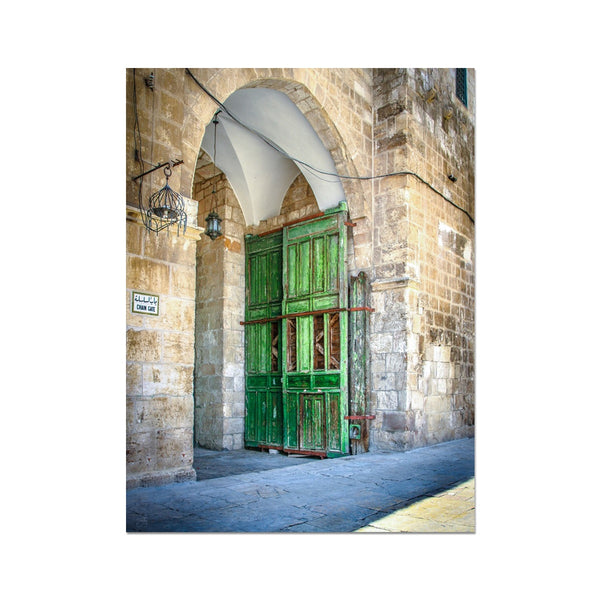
127, 437, 475, 533
356, 478, 475, 533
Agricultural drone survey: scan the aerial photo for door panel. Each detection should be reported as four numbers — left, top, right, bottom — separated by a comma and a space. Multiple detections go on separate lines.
245, 208, 349, 457
282, 210, 349, 457
245, 233, 283, 449
299, 394, 325, 451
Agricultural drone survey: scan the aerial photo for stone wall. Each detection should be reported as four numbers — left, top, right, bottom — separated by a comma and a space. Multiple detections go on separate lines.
126, 67, 475, 482
126, 210, 199, 487
126, 68, 376, 484
369, 68, 475, 450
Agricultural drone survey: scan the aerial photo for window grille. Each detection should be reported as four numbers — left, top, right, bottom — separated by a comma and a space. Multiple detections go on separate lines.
456, 68, 468, 107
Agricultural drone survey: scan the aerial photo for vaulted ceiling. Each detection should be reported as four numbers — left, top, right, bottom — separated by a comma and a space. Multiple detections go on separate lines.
199, 88, 344, 226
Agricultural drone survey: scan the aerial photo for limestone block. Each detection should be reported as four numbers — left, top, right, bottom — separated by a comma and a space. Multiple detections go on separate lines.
371, 357, 386, 373
159, 90, 184, 124
154, 118, 182, 150
126, 329, 161, 362
143, 231, 196, 266
153, 297, 195, 332
223, 417, 244, 435
233, 376, 244, 392
426, 412, 447, 435
126, 431, 156, 474
223, 362, 244, 378
385, 353, 405, 373
129, 396, 194, 434
170, 264, 196, 298
163, 332, 194, 364
409, 390, 424, 411
155, 427, 194, 471
382, 411, 406, 432
375, 391, 399, 410
393, 336, 408, 354
373, 372, 396, 391
126, 363, 143, 396
127, 256, 170, 296
223, 402, 246, 419
371, 333, 394, 354
127, 221, 143, 255
142, 364, 193, 396
436, 362, 450, 379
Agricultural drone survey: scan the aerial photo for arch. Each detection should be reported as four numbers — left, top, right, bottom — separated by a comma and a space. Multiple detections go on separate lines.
183, 70, 368, 221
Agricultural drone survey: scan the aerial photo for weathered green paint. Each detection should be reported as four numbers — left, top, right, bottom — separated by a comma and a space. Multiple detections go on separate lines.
244, 206, 349, 457
244, 232, 283, 448
282, 208, 349, 457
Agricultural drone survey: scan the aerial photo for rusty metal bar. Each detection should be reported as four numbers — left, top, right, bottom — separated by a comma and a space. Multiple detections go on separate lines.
257, 212, 325, 237
344, 415, 376, 420
240, 306, 374, 326
344, 221, 356, 227
285, 449, 326, 458
257, 444, 284, 451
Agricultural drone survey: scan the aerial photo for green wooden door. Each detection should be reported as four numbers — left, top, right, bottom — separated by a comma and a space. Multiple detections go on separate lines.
282, 209, 348, 457
244, 232, 284, 449
244, 206, 349, 457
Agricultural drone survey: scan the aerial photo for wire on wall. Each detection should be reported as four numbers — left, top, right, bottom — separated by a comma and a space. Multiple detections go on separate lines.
184, 68, 474, 225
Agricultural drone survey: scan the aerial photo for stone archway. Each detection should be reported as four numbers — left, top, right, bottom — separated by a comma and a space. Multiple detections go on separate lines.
188, 73, 369, 451
181, 70, 370, 226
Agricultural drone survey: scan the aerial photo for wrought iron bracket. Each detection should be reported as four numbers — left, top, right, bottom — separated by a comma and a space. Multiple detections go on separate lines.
132, 159, 183, 182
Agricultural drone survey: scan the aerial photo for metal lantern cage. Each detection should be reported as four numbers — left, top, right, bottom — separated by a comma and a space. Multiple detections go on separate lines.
140, 163, 187, 235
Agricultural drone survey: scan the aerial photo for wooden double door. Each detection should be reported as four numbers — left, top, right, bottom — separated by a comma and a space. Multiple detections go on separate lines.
244, 208, 349, 457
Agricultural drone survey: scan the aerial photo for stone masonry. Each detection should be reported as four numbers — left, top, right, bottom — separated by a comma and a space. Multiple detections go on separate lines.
126, 68, 475, 486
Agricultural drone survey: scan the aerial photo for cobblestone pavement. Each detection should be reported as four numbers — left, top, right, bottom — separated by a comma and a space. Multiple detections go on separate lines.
126, 437, 475, 533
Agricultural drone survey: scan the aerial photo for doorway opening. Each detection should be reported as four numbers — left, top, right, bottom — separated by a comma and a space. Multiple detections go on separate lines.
244, 206, 349, 457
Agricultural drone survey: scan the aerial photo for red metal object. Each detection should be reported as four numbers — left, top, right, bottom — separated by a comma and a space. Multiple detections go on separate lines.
258, 212, 325, 237
344, 415, 375, 420
285, 449, 326, 458
241, 306, 374, 326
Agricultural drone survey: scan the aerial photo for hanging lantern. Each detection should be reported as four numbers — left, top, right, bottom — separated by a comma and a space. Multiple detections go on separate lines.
140, 163, 187, 235
204, 211, 222, 240
204, 112, 222, 241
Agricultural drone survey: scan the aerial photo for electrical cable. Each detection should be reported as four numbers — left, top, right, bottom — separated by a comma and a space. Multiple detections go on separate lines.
184, 68, 474, 224
132, 68, 145, 210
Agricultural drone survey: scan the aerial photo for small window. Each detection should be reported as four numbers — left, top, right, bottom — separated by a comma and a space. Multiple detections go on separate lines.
328, 313, 340, 370
287, 318, 297, 372
270, 321, 279, 372
313, 315, 325, 370
456, 68, 468, 107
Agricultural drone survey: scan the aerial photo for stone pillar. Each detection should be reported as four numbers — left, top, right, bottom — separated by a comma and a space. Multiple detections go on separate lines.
126, 208, 199, 488
194, 174, 246, 450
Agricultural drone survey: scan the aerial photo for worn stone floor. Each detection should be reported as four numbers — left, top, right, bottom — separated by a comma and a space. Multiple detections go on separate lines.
127, 437, 475, 533
355, 477, 474, 532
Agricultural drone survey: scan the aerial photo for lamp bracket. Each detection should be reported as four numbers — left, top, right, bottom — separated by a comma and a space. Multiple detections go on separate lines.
132, 159, 183, 182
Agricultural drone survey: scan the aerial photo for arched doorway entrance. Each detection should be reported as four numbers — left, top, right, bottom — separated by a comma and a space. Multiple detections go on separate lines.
192, 84, 367, 456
